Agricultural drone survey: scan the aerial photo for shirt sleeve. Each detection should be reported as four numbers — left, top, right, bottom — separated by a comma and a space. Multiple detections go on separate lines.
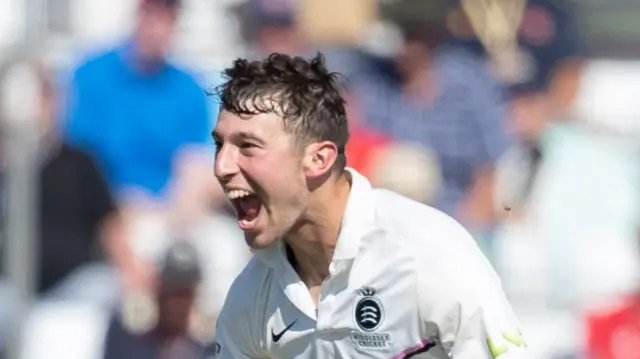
215, 322, 262, 358
417, 220, 532, 359
214, 272, 264, 359
62, 66, 101, 151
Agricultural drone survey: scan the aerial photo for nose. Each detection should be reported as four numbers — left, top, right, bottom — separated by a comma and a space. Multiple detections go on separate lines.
214, 144, 239, 184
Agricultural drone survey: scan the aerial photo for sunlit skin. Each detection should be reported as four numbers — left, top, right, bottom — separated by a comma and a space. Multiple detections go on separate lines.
212, 110, 352, 288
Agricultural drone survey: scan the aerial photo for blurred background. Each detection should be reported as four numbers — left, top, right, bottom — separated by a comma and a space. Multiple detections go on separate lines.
0, 0, 639, 358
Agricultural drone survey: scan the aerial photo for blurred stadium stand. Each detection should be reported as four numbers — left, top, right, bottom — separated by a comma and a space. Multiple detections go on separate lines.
1, 1, 640, 359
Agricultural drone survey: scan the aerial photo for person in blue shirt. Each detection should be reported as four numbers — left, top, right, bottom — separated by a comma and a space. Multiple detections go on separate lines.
62, 0, 219, 293
64, 0, 213, 202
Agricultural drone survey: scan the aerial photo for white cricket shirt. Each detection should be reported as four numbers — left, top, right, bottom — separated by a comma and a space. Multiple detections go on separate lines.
215, 169, 531, 358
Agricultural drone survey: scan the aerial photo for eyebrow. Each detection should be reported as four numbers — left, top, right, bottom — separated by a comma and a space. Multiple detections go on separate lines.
210, 131, 266, 145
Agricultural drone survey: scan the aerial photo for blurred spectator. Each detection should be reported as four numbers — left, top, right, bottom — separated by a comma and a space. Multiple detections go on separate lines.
439, 0, 584, 214
350, 0, 511, 259
62, 0, 216, 218
31, 64, 126, 299
500, 84, 554, 212
103, 241, 214, 359
517, 0, 584, 115
61, 0, 218, 292
0, 60, 126, 350
231, 0, 305, 56
507, 0, 583, 139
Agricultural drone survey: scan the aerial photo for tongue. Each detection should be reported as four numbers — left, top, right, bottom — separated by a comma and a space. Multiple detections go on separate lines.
238, 195, 261, 220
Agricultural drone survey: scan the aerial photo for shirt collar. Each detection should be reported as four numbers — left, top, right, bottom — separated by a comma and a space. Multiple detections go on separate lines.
117, 39, 168, 77
253, 168, 375, 269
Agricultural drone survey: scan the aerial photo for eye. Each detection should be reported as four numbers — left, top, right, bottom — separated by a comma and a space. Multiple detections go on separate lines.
239, 142, 261, 156
239, 141, 262, 153
213, 140, 222, 153
240, 142, 258, 150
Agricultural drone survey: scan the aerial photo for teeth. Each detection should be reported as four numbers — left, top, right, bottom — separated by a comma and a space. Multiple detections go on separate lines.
226, 189, 253, 200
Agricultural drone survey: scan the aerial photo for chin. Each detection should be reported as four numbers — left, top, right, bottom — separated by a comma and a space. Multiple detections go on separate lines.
244, 231, 279, 249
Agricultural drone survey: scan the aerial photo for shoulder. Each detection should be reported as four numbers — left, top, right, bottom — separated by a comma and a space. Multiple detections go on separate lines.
58, 143, 92, 158
48, 144, 96, 169
371, 189, 471, 251
165, 63, 206, 90
163, 65, 211, 110
217, 257, 270, 326
371, 188, 499, 297
215, 257, 270, 355
73, 48, 119, 79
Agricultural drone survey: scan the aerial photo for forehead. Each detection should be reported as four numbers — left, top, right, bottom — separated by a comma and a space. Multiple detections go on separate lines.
214, 110, 286, 139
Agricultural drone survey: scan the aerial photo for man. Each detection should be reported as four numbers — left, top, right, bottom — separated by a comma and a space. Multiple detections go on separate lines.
212, 53, 530, 358
353, 0, 512, 262
63, 0, 216, 222
498, 0, 584, 212
103, 241, 211, 359
231, 0, 304, 56
62, 0, 218, 292
0, 60, 125, 352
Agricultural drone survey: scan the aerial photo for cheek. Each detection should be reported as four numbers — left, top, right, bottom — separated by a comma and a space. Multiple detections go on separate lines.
245, 151, 303, 184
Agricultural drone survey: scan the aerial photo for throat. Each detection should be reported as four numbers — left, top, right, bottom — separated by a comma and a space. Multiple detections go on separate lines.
285, 243, 331, 287
286, 244, 298, 272
284, 173, 351, 292
287, 245, 325, 306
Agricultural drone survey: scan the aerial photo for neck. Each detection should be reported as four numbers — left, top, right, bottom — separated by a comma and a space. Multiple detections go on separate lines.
286, 171, 352, 286
128, 35, 165, 75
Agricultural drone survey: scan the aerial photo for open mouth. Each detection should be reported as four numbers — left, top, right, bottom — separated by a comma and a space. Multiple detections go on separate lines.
226, 189, 262, 230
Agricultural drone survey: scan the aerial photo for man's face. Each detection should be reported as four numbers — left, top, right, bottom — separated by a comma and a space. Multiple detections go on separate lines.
213, 111, 310, 249
136, 3, 179, 61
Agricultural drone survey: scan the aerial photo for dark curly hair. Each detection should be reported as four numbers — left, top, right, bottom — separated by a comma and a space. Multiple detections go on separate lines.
213, 52, 349, 170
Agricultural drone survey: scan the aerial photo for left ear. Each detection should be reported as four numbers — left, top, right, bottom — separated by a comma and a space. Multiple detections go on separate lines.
302, 141, 338, 178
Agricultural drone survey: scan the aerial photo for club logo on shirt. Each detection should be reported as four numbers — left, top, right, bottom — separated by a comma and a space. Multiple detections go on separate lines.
351, 287, 391, 350
355, 287, 384, 331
